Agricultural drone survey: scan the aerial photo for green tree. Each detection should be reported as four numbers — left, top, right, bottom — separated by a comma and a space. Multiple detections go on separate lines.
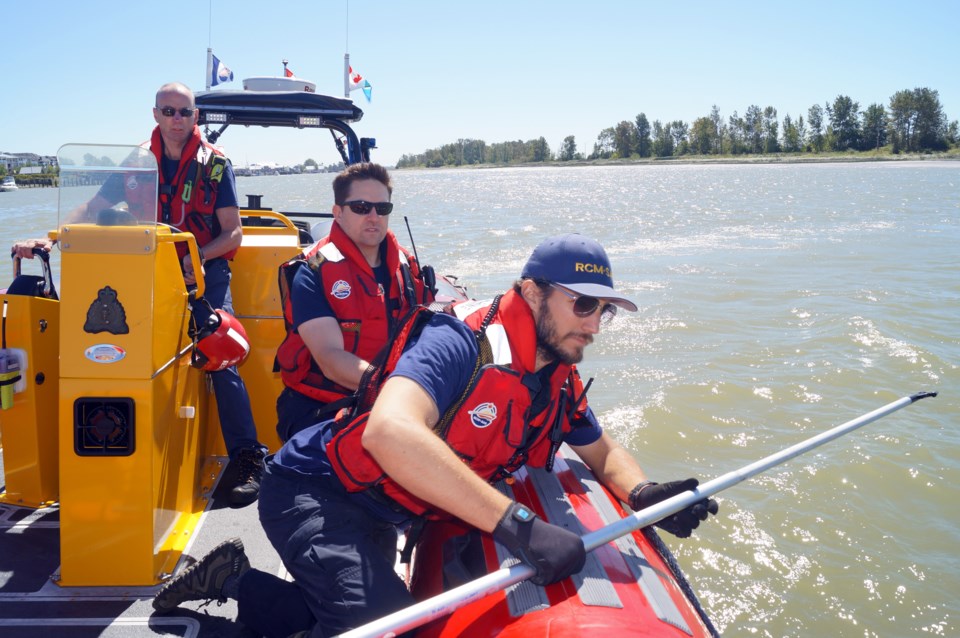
887, 89, 913, 153
910, 87, 948, 151
303, 158, 318, 168
558, 135, 578, 161
635, 113, 652, 157
745, 105, 763, 153
670, 120, 689, 155
763, 106, 780, 153
727, 111, 745, 155
651, 120, 674, 157
710, 105, 723, 154
807, 104, 825, 152
828, 95, 861, 151
613, 121, 638, 158
591, 128, 615, 159
947, 120, 959, 146
689, 117, 716, 155
781, 114, 801, 152
861, 103, 887, 150
530, 137, 551, 162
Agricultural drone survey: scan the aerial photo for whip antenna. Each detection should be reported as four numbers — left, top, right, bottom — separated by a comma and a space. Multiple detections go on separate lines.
403, 216, 420, 265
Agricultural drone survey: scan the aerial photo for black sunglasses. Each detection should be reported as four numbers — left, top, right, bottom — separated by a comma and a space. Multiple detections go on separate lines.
547, 282, 618, 323
342, 200, 393, 216
158, 106, 197, 118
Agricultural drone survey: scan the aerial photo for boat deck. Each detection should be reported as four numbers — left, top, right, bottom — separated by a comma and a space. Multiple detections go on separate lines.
0, 452, 277, 637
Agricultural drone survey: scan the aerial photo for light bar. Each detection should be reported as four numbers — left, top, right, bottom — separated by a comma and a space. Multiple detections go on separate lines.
205, 112, 229, 123
298, 115, 322, 127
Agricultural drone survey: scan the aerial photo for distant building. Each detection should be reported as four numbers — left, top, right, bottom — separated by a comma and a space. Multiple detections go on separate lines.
0, 152, 58, 172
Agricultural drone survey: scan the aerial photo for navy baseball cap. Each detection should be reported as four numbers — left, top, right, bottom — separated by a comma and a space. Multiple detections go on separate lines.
521, 234, 638, 312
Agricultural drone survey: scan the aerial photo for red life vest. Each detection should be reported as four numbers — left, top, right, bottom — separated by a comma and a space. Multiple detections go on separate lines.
275, 223, 429, 405
327, 289, 588, 517
126, 126, 236, 259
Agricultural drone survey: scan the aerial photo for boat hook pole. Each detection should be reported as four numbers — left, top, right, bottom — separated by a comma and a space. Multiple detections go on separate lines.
335, 391, 937, 638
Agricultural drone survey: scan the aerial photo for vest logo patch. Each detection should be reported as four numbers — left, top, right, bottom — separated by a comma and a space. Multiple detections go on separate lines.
468, 402, 498, 428
331, 279, 352, 299
126, 175, 139, 191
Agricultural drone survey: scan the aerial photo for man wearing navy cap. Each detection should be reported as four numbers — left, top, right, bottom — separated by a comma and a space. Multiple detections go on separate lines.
154, 234, 718, 638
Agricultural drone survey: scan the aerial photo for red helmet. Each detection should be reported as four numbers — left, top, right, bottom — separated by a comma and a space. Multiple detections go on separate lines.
191, 309, 251, 371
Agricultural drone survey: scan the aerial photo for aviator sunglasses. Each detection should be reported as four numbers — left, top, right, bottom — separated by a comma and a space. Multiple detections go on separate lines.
342, 200, 394, 216
158, 106, 197, 118
547, 282, 618, 323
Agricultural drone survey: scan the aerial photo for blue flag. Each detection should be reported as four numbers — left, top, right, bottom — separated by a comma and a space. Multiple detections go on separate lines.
211, 54, 234, 86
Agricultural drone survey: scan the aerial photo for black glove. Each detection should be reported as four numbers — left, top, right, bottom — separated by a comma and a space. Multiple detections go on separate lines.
629, 478, 719, 538
492, 502, 586, 586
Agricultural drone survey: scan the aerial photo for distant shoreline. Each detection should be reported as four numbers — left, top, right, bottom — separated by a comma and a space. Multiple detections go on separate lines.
395, 151, 960, 170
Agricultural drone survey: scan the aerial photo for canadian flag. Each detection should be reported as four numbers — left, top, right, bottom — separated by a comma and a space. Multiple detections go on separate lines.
348, 66, 372, 102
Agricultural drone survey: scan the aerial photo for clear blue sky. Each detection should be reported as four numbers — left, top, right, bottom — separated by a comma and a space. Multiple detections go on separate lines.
3, 0, 958, 167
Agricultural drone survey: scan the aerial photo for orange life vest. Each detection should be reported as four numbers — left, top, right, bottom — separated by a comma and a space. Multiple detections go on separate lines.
275, 223, 429, 404
327, 290, 588, 517
129, 125, 236, 259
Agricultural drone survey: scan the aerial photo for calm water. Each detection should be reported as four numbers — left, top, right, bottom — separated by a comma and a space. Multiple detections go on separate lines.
2, 162, 958, 637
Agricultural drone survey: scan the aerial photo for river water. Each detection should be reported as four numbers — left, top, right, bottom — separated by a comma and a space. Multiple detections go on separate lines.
2, 162, 957, 637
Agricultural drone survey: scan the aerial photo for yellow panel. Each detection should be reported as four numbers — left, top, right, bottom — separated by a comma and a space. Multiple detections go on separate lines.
238, 318, 286, 452
58, 359, 213, 586
230, 225, 300, 317
58, 226, 192, 381
52, 216, 304, 585
0, 295, 60, 507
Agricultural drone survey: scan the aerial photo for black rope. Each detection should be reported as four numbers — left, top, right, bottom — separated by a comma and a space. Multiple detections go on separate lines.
642, 526, 722, 638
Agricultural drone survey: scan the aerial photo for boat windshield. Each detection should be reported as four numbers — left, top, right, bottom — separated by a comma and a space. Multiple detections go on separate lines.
57, 144, 159, 234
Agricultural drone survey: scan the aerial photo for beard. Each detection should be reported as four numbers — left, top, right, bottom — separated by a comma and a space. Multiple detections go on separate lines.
534, 295, 591, 365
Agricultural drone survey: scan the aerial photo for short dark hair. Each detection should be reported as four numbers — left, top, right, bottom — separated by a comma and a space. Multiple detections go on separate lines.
332, 162, 393, 204
512, 278, 551, 295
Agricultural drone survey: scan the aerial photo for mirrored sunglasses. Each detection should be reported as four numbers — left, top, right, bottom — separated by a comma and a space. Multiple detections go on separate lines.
158, 106, 196, 118
548, 282, 618, 323
342, 200, 393, 216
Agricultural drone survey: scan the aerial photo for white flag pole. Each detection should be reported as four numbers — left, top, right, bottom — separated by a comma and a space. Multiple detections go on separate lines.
205, 48, 213, 91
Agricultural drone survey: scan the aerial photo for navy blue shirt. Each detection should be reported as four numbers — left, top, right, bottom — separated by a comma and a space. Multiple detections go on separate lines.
273, 311, 603, 522
291, 256, 390, 330
99, 153, 239, 211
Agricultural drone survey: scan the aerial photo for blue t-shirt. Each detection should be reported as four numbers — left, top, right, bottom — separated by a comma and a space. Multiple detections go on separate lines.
99, 152, 239, 211
290, 256, 391, 330
273, 312, 603, 520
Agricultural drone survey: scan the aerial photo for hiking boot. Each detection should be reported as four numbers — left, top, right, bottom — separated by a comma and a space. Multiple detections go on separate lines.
153, 538, 250, 613
229, 446, 265, 506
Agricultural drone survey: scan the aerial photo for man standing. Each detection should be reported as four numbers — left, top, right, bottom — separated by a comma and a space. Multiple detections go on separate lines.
274, 162, 432, 442
13, 82, 266, 505
153, 234, 718, 637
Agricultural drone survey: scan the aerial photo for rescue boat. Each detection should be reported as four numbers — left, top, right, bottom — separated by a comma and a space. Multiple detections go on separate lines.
0, 84, 717, 637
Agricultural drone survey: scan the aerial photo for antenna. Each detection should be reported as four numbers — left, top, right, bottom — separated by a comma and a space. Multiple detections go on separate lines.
205, 0, 213, 90
403, 216, 421, 266
403, 216, 437, 300
343, 0, 351, 97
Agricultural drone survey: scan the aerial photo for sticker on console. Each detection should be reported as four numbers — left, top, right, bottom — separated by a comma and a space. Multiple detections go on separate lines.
84, 344, 127, 364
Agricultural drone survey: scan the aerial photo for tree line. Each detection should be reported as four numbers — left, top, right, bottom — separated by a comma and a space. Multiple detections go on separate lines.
396, 87, 957, 168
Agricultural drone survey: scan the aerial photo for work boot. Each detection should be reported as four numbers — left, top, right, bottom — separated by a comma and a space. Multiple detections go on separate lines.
153, 538, 250, 612
229, 446, 265, 506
